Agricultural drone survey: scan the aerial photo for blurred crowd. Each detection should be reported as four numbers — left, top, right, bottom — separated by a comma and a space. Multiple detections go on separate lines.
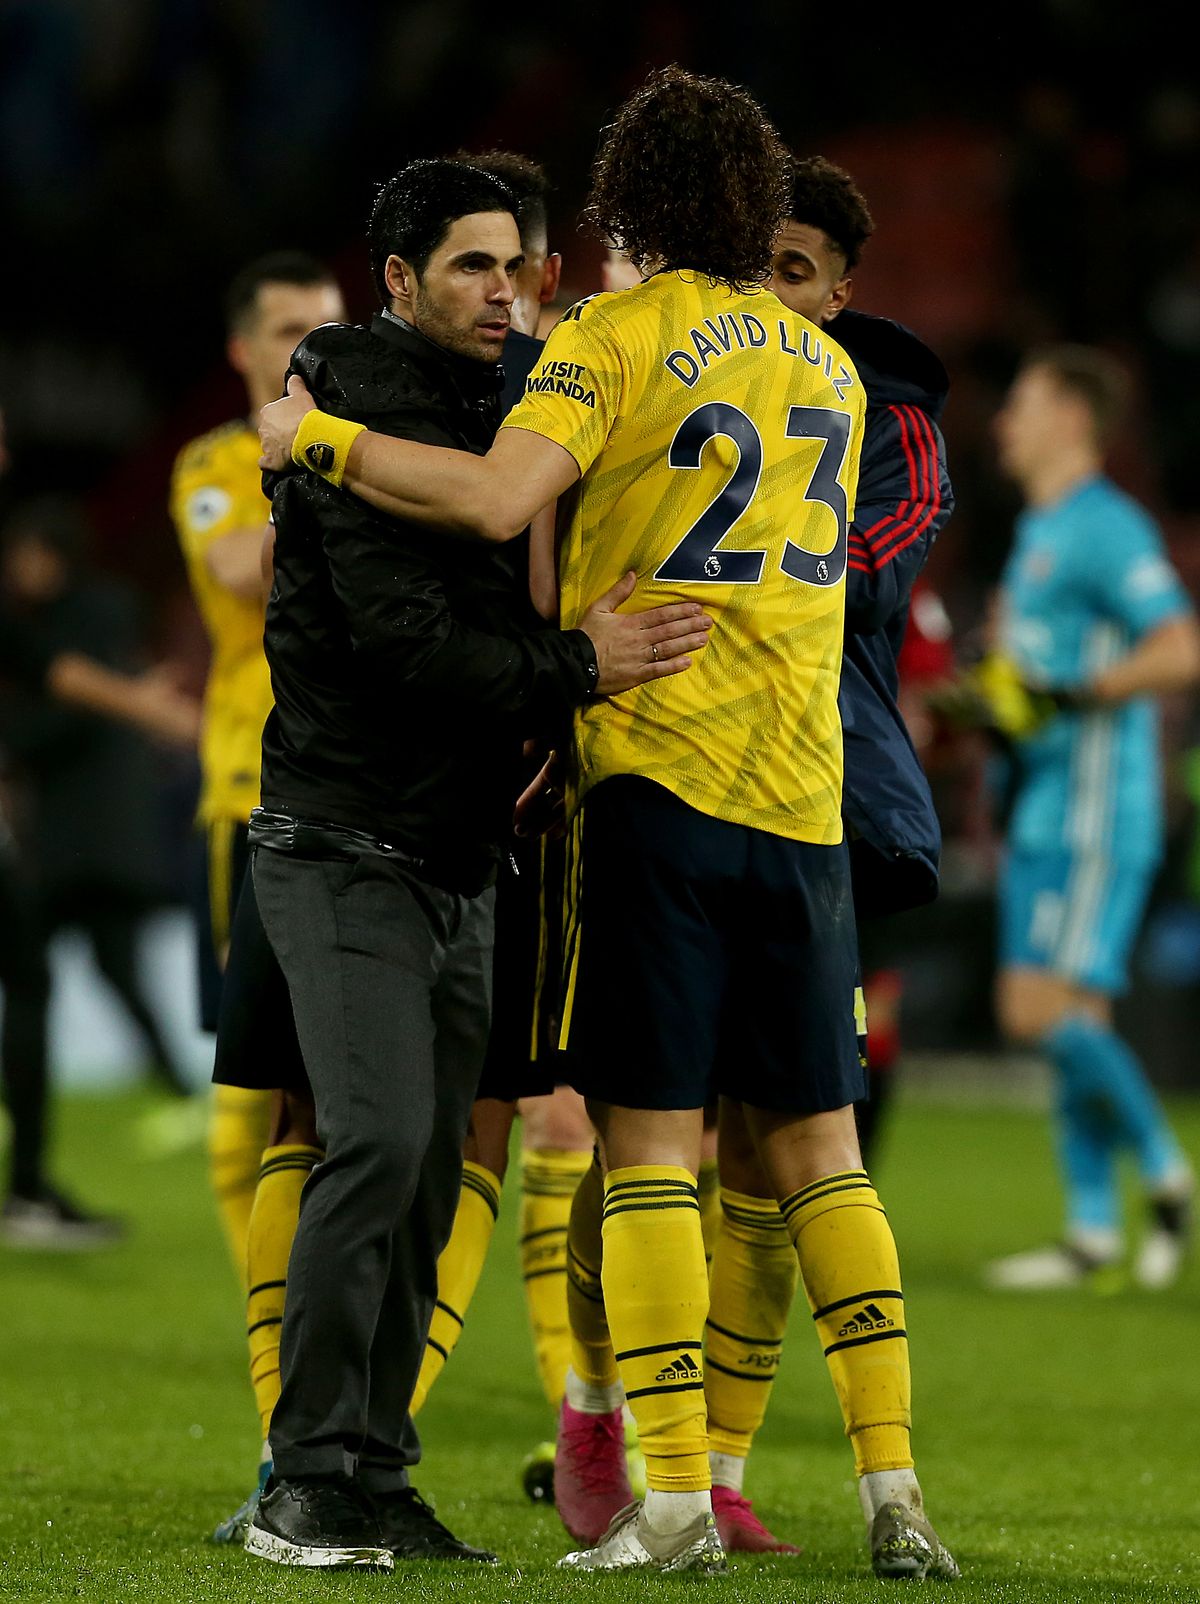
3, 4, 1200, 1096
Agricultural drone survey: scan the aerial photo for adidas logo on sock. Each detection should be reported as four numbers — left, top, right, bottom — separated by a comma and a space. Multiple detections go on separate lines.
654, 1353, 703, 1382
837, 1303, 894, 1338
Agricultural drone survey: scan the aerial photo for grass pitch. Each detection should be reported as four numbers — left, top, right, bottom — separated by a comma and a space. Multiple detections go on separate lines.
1, 1087, 1198, 1603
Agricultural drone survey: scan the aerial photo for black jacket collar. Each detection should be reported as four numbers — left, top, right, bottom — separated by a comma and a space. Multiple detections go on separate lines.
371, 311, 503, 410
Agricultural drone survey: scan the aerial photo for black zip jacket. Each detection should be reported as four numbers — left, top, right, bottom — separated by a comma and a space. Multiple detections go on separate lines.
260, 312, 596, 891
833, 310, 954, 917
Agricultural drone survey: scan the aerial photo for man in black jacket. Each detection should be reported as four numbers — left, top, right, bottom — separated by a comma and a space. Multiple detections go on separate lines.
245, 159, 710, 1572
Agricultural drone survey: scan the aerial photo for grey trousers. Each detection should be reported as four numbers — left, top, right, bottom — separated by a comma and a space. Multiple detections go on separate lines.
252, 846, 494, 1488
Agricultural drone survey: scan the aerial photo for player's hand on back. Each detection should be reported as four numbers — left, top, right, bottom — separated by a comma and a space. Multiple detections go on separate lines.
258, 374, 316, 471
513, 748, 566, 839
579, 570, 713, 696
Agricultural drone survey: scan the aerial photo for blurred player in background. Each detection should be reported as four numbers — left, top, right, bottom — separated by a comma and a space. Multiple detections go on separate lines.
987, 347, 1200, 1290
169, 253, 343, 1280
1, 498, 201, 1246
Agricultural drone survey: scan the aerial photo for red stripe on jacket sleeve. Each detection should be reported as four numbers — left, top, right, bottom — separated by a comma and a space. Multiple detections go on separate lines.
855, 406, 919, 549
869, 407, 942, 567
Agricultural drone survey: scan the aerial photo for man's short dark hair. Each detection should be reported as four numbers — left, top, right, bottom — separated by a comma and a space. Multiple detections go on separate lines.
789, 156, 875, 271
584, 64, 792, 293
1025, 344, 1131, 444
367, 159, 518, 302
454, 149, 550, 253
225, 251, 335, 334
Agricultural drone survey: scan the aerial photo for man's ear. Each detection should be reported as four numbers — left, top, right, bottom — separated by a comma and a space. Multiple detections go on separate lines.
226, 334, 250, 379
540, 252, 563, 305
385, 254, 418, 304
826, 275, 853, 319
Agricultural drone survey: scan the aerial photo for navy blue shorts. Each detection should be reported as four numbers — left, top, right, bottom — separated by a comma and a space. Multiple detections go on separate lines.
560, 777, 865, 1115
212, 856, 307, 1093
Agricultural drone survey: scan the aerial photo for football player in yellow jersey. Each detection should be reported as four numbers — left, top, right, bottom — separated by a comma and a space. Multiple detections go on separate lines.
170, 253, 343, 1281
258, 66, 956, 1583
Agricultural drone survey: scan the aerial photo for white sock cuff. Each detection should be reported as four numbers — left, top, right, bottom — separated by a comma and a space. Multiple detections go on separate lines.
644, 1488, 712, 1534
708, 1450, 746, 1493
564, 1366, 624, 1416
858, 1467, 922, 1524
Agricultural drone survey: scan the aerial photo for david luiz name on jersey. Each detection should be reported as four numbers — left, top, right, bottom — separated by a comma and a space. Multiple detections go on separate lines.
665, 310, 856, 399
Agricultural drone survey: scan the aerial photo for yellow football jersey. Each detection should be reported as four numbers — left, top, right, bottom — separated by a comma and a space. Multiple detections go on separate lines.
502, 271, 865, 845
170, 420, 273, 825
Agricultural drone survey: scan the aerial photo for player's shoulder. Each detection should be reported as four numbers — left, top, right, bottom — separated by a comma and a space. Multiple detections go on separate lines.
292, 319, 371, 364
550, 291, 623, 335
1074, 476, 1161, 543
292, 319, 435, 417
172, 418, 255, 485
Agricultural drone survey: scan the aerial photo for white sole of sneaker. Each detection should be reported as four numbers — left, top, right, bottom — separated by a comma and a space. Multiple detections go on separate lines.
1, 1226, 120, 1252
245, 1527, 394, 1569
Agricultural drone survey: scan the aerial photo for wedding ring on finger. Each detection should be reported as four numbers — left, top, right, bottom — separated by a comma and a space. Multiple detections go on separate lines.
651, 642, 660, 662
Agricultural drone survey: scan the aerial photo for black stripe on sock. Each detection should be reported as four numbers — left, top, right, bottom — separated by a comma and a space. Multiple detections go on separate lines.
434, 1300, 464, 1328
614, 1340, 702, 1362
566, 1269, 606, 1305
780, 1180, 872, 1219
782, 1170, 868, 1208
425, 1338, 449, 1362
605, 1178, 697, 1197
603, 1187, 700, 1206
822, 1328, 907, 1358
601, 1200, 701, 1219
247, 1279, 288, 1300
704, 1357, 776, 1383
523, 1266, 567, 1283
704, 1318, 783, 1348
258, 1154, 321, 1178
811, 1289, 904, 1322
624, 1380, 706, 1402
567, 1246, 601, 1278
247, 1316, 283, 1337
460, 1173, 501, 1219
719, 1202, 787, 1232
520, 1226, 570, 1245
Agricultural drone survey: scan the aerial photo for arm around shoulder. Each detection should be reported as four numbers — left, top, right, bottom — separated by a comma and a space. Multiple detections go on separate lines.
341, 423, 579, 543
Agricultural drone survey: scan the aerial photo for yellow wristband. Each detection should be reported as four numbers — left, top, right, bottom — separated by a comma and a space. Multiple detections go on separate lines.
291, 408, 366, 488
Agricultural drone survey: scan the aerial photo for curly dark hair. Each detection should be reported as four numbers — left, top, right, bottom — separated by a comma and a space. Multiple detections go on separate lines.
789, 156, 875, 271
583, 65, 791, 292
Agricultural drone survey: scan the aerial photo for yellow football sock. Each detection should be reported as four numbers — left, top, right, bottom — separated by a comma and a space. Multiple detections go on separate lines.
781, 1169, 913, 1474
520, 1147, 594, 1407
697, 1156, 722, 1268
705, 1188, 799, 1460
209, 1085, 272, 1287
566, 1150, 619, 1389
410, 1161, 502, 1416
603, 1165, 710, 1492
246, 1142, 321, 1443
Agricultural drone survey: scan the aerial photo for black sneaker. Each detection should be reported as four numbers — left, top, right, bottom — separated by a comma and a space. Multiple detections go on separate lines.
245, 1476, 393, 1569
1, 1187, 125, 1251
372, 1486, 498, 1563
